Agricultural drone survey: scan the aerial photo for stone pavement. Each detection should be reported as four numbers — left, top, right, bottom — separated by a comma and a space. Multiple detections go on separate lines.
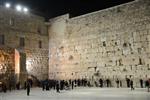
0, 88, 150, 100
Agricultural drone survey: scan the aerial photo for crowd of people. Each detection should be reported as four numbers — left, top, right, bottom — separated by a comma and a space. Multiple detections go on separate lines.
41, 79, 88, 92
0, 78, 150, 96
29, 78, 150, 94
98, 78, 150, 91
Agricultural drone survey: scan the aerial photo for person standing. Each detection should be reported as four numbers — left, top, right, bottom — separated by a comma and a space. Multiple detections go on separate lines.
46, 81, 49, 91
120, 80, 122, 87
145, 80, 149, 91
130, 80, 134, 90
106, 79, 109, 87
99, 79, 103, 88
42, 81, 45, 91
56, 81, 60, 93
116, 79, 120, 88
139, 79, 143, 88
71, 80, 74, 90
27, 81, 30, 96
126, 78, 130, 88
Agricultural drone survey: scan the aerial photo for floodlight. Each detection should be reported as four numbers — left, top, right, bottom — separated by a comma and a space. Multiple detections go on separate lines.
16, 5, 22, 11
5, 3, 11, 8
23, 7, 28, 13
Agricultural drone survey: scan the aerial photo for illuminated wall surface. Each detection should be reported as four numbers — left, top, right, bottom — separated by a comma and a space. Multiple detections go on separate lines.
1, 0, 150, 87
0, 48, 28, 86
0, 5, 49, 83
0, 48, 15, 83
48, 0, 150, 86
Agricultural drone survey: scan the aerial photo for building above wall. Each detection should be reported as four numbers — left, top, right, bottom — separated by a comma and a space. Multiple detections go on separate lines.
0, 5, 48, 36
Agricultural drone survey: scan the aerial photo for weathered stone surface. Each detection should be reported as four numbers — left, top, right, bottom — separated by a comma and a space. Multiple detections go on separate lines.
48, 0, 150, 87
0, 6, 49, 81
1, 0, 150, 88
0, 47, 14, 84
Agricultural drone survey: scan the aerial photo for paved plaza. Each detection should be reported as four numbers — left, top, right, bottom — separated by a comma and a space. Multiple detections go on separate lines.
0, 88, 150, 100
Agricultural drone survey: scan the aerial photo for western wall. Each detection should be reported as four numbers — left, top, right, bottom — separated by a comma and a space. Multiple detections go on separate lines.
0, 0, 150, 88
48, 0, 150, 87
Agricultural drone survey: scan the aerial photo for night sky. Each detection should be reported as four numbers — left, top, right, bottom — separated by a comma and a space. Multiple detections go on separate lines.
1, 0, 134, 19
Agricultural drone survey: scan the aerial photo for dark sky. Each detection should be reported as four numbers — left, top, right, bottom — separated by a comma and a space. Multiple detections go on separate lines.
1, 0, 134, 19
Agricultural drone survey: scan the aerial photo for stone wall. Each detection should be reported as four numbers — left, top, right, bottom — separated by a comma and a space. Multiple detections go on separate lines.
0, 47, 14, 84
48, 0, 150, 87
48, 14, 69, 80
0, 6, 49, 80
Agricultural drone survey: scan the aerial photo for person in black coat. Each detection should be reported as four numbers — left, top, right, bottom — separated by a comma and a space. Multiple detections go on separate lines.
126, 78, 130, 88
71, 80, 74, 90
116, 79, 120, 88
130, 80, 134, 90
120, 80, 122, 87
42, 81, 45, 91
99, 79, 103, 88
139, 79, 143, 88
106, 79, 110, 87
56, 81, 60, 93
46, 82, 50, 91
27, 82, 30, 96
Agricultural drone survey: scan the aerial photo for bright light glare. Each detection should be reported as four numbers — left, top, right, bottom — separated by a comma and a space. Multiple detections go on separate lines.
5, 3, 11, 8
16, 5, 22, 11
23, 7, 28, 13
